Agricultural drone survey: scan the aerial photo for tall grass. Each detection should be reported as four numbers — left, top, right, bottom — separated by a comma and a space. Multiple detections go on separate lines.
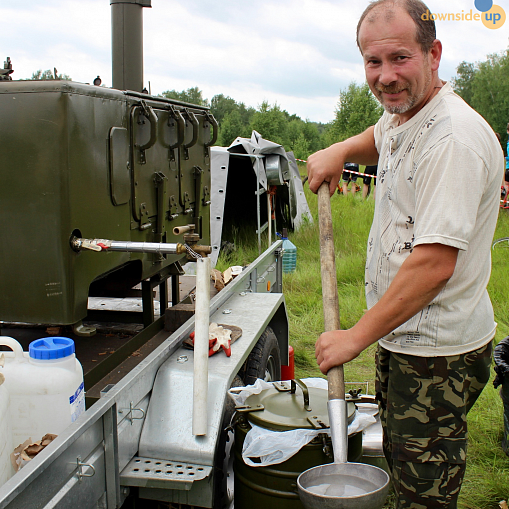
217, 168, 509, 507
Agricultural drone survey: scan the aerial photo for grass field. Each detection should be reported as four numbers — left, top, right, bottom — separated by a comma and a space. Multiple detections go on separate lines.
217, 167, 509, 508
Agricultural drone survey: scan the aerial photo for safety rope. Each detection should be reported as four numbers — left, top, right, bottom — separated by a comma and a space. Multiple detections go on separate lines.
295, 158, 377, 179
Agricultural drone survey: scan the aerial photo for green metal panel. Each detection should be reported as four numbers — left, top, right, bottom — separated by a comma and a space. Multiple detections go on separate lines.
0, 80, 211, 325
109, 127, 130, 205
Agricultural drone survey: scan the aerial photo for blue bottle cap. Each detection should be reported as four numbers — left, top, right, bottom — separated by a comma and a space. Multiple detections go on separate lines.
29, 337, 75, 360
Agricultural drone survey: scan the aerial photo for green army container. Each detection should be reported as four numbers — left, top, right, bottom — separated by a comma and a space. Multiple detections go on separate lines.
0, 79, 216, 325
233, 380, 362, 509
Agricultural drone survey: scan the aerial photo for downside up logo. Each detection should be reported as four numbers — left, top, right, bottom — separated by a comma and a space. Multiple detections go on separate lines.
421, 0, 506, 29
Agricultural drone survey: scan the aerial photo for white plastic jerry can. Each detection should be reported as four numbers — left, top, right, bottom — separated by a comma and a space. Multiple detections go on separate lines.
0, 336, 85, 447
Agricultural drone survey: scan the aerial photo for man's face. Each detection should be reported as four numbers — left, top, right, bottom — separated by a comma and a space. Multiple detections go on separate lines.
358, 7, 440, 121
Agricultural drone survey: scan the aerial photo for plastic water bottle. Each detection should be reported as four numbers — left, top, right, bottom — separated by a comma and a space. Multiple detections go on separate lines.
0, 337, 85, 447
280, 228, 297, 273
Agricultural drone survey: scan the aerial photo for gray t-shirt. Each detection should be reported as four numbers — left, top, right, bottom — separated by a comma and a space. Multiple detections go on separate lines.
368, 82, 503, 356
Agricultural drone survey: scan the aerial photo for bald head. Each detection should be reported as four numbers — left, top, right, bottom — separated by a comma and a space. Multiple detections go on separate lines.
357, 0, 436, 54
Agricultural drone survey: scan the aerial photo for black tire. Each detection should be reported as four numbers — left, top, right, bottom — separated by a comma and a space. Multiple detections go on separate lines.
213, 375, 244, 509
242, 326, 281, 385
271, 183, 293, 232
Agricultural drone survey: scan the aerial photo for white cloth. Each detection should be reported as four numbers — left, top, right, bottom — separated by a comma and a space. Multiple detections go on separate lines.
228, 378, 376, 467
369, 82, 504, 356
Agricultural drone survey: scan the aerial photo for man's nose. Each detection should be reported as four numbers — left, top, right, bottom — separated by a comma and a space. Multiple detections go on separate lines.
379, 63, 398, 86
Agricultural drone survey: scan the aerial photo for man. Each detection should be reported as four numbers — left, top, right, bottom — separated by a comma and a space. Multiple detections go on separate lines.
341, 162, 360, 195
307, 0, 503, 507
362, 164, 378, 199
504, 123, 509, 206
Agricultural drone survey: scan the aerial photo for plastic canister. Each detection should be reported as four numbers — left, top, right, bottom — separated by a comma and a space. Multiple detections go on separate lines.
0, 337, 85, 447
280, 228, 297, 273
281, 345, 295, 381
0, 371, 14, 486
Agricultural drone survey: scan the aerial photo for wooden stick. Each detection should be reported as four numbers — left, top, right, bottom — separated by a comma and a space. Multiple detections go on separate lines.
317, 182, 345, 401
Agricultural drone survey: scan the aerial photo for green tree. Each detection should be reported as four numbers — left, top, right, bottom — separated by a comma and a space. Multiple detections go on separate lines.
210, 94, 238, 124
301, 121, 322, 154
451, 61, 477, 106
31, 69, 71, 80
161, 86, 209, 107
291, 132, 311, 160
210, 94, 255, 146
286, 118, 321, 159
452, 49, 509, 145
218, 109, 246, 147
249, 101, 289, 147
325, 82, 383, 145
287, 119, 303, 149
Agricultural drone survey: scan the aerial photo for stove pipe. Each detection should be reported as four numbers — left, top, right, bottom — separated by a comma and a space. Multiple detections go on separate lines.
111, 0, 151, 92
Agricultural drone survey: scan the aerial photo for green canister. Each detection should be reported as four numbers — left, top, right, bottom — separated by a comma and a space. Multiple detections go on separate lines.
233, 380, 362, 509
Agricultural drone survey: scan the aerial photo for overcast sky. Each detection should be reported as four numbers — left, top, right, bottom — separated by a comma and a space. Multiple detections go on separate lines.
2, 0, 508, 123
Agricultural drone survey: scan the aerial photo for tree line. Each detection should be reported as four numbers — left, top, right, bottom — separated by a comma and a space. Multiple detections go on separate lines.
162, 84, 382, 160
162, 87, 325, 159
452, 48, 509, 147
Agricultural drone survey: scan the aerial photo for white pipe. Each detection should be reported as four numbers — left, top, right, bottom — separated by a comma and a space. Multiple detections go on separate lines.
193, 256, 211, 436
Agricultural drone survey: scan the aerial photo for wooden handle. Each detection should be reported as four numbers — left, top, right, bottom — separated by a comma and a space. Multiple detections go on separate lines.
317, 182, 345, 401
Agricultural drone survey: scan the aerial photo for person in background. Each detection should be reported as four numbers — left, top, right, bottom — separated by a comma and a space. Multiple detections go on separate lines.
505, 124, 509, 203
362, 164, 378, 199
307, 0, 503, 506
341, 162, 360, 195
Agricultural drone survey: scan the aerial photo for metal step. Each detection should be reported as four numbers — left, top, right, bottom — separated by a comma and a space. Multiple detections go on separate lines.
120, 456, 212, 490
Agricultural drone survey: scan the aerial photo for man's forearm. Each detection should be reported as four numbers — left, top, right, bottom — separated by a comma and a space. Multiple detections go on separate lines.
315, 244, 459, 373
351, 243, 459, 350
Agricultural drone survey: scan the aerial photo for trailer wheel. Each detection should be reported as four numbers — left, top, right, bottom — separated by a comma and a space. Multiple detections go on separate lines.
243, 326, 281, 385
214, 375, 244, 509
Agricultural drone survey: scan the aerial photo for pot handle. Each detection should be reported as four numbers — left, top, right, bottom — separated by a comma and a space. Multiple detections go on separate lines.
291, 378, 312, 412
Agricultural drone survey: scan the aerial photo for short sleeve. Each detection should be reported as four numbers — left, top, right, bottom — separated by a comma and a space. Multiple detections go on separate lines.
413, 139, 487, 250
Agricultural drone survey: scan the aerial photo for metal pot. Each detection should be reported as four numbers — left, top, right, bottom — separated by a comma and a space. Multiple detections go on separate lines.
233, 379, 362, 509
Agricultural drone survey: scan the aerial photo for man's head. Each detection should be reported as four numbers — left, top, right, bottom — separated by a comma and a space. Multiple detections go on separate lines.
357, 0, 442, 122
357, 0, 436, 54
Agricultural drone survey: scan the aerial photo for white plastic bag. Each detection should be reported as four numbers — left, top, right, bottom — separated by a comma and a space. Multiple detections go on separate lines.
228, 378, 376, 467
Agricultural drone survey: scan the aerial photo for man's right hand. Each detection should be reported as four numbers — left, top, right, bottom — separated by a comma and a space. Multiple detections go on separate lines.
306, 125, 378, 195
307, 144, 346, 196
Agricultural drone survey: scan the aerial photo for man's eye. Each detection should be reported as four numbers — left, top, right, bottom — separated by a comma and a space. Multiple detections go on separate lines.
395, 56, 408, 61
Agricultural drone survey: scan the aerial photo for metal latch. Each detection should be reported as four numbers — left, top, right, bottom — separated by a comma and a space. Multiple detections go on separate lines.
235, 404, 264, 413
119, 402, 146, 425
76, 456, 96, 483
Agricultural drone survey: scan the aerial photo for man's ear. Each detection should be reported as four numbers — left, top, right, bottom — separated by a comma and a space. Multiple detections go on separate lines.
429, 39, 442, 72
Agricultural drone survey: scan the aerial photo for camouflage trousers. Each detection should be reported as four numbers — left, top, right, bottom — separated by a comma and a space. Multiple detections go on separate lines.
375, 341, 493, 509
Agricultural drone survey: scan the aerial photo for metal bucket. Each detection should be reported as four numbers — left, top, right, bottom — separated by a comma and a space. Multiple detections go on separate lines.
356, 397, 389, 473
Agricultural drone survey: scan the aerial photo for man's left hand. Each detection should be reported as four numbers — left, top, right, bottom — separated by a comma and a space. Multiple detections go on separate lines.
315, 329, 364, 374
